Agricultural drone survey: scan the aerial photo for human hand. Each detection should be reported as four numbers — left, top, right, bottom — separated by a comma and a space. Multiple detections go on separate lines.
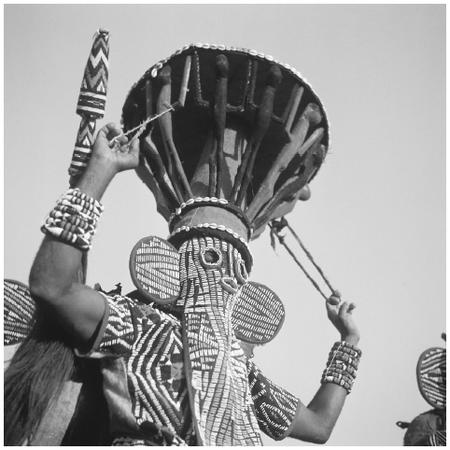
90, 123, 140, 174
326, 291, 360, 346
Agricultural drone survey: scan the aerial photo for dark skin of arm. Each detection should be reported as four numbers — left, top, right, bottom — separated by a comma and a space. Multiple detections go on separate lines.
29, 123, 140, 348
29, 122, 360, 443
241, 296, 360, 444
288, 297, 360, 444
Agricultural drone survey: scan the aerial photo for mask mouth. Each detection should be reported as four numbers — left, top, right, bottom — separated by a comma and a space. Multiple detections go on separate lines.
220, 277, 239, 294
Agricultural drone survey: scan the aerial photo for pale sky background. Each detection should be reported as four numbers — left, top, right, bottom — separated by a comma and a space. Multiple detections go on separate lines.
4, 4, 445, 446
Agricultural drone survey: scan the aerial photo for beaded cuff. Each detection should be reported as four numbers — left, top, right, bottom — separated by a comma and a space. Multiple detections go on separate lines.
321, 341, 362, 394
41, 188, 104, 250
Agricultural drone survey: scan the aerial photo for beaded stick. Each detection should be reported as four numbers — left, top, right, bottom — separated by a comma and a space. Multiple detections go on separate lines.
68, 29, 110, 183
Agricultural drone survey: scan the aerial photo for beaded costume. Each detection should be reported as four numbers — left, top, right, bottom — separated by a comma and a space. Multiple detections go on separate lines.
82, 287, 299, 445
4, 34, 361, 446
116, 42, 329, 445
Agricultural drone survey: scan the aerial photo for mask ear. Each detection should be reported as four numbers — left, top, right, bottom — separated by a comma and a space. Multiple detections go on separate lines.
4, 279, 36, 345
129, 236, 180, 305
417, 346, 446, 409
232, 281, 285, 345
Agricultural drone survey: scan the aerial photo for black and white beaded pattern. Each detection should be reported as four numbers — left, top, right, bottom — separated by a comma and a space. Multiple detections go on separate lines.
97, 295, 135, 356
247, 360, 299, 441
168, 196, 253, 239
169, 197, 229, 222
417, 347, 446, 409
130, 236, 181, 304
41, 188, 104, 250
94, 295, 192, 444
321, 341, 361, 394
179, 236, 262, 445
170, 222, 250, 248
4, 280, 36, 345
428, 430, 446, 446
233, 282, 285, 344
88, 282, 300, 444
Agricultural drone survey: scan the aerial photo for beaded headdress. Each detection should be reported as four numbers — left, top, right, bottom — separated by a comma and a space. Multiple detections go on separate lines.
122, 43, 329, 263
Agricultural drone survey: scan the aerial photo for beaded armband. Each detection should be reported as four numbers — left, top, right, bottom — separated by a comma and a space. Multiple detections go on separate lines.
41, 188, 104, 250
321, 341, 362, 394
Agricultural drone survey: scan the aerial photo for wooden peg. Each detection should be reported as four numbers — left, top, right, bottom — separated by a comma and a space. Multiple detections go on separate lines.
140, 133, 180, 207
157, 66, 193, 201
233, 64, 282, 207
283, 85, 304, 133
178, 55, 191, 107
246, 105, 323, 221
211, 54, 229, 197
252, 142, 325, 230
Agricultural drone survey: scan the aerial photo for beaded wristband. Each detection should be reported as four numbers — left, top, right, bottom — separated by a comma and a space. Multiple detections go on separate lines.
321, 341, 362, 394
41, 188, 103, 250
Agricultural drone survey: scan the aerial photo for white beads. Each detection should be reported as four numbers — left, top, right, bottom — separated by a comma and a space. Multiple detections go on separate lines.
140, 41, 331, 152
168, 197, 229, 222
170, 222, 250, 250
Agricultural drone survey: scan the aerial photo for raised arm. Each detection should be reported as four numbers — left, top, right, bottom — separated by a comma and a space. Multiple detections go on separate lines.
29, 123, 139, 349
288, 295, 361, 444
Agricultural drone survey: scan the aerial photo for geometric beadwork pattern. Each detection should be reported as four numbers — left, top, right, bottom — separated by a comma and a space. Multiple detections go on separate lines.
428, 430, 446, 446
417, 347, 446, 409
4, 279, 36, 345
93, 295, 192, 444
233, 282, 285, 344
97, 295, 135, 356
403, 409, 446, 446
71, 117, 96, 176
83, 283, 300, 444
247, 360, 299, 441
129, 236, 180, 305
69, 29, 110, 177
179, 237, 262, 445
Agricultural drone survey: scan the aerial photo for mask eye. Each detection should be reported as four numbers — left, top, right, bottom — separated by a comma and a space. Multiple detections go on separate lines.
235, 259, 248, 284
200, 247, 223, 269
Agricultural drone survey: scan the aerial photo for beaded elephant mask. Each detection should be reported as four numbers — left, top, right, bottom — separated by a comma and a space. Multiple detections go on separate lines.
123, 43, 330, 445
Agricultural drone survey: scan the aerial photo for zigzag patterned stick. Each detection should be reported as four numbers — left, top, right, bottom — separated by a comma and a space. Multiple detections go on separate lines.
69, 29, 110, 182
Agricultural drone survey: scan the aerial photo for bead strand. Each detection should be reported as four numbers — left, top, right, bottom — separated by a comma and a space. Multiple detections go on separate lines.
41, 188, 103, 251
169, 222, 250, 250
321, 341, 362, 394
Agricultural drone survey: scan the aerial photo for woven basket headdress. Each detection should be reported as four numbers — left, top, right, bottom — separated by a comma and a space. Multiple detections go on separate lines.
122, 43, 329, 245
